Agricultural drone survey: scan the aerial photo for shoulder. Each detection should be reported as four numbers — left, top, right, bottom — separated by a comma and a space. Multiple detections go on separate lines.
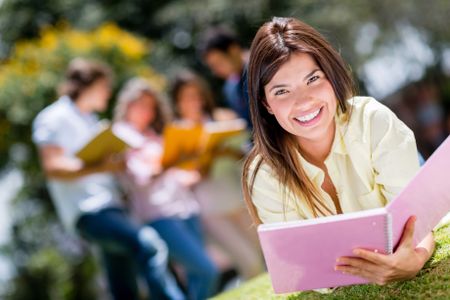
34, 97, 71, 124
345, 96, 413, 142
32, 97, 74, 145
347, 96, 396, 124
247, 154, 276, 179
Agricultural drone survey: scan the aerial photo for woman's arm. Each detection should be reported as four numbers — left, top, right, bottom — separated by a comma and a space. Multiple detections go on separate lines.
38, 144, 125, 180
335, 216, 435, 285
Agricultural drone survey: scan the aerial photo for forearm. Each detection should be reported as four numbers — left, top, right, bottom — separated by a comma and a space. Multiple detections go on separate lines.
416, 232, 435, 264
38, 145, 117, 181
46, 162, 106, 180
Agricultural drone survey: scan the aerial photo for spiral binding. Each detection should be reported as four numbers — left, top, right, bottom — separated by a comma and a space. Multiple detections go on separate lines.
385, 214, 393, 254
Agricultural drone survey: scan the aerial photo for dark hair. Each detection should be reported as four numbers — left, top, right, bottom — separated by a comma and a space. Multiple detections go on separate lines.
198, 27, 240, 57
169, 70, 215, 119
242, 17, 355, 224
59, 58, 113, 101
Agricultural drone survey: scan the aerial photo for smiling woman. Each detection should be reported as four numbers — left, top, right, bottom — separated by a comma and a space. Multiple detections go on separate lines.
242, 17, 435, 288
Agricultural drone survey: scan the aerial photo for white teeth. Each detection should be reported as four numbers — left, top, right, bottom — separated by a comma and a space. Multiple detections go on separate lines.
295, 108, 321, 122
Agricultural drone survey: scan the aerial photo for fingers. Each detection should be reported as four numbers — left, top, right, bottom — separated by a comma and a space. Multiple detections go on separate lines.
398, 216, 417, 248
350, 248, 390, 265
335, 257, 382, 283
336, 256, 377, 271
335, 264, 378, 282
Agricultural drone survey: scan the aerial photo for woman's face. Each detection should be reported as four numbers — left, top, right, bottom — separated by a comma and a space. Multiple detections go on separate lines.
82, 78, 112, 112
126, 93, 157, 131
263, 52, 338, 145
176, 83, 204, 122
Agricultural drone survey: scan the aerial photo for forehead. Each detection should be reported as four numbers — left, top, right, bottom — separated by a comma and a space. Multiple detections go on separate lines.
267, 52, 318, 85
133, 92, 156, 105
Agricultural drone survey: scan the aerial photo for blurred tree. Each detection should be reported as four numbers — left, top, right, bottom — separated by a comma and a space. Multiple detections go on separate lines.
0, 23, 164, 299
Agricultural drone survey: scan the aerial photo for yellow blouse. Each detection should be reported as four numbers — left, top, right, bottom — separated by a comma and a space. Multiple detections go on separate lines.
249, 96, 420, 223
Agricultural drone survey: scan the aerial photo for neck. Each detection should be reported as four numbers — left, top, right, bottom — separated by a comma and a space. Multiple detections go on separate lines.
297, 123, 336, 166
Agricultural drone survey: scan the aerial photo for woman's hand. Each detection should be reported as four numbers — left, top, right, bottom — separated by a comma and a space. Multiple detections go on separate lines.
99, 154, 127, 173
335, 216, 434, 285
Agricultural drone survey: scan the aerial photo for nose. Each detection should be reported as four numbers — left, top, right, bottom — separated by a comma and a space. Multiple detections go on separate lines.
292, 87, 314, 109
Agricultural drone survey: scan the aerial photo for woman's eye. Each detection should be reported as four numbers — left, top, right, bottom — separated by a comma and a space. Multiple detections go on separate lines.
274, 89, 288, 96
307, 75, 320, 85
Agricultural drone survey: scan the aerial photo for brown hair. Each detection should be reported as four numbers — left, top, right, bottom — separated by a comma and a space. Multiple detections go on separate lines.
114, 77, 168, 134
169, 70, 215, 119
59, 58, 113, 101
243, 17, 355, 225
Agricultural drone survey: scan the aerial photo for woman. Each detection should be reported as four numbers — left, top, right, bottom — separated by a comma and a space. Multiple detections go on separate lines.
114, 77, 219, 300
242, 17, 435, 286
32, 58, 184, 300
169, 71, 264, 280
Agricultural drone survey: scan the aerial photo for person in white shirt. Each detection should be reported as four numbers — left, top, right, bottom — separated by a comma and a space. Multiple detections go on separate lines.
32, 58, 185, 300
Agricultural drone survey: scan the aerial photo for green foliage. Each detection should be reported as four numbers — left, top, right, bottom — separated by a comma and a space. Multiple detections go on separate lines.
213, 224, 450, 300
0, 22, 163, 166
0, 23, 163, 299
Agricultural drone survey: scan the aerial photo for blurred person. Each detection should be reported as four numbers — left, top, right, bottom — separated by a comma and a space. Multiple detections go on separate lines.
415, 82, 446, 158
199, 27, 252, 128
32, 58, 184, 300
114, 77, 219, 300
169, 71, 264, 281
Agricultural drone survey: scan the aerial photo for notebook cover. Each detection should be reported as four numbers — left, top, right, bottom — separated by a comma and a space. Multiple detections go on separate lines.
76, 123, 144, 165
258, 209, 390, 293
161, 123, 203, 169
161, 120, 246, 169
386, 135, 450, 248
200, 119, 247, 151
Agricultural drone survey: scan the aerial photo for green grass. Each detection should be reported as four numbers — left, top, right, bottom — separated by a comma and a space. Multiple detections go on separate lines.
213, 224, 450, 300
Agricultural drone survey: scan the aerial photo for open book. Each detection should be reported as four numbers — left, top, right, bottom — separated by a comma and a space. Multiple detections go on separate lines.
258, 135, 450, 293
76, 121, 145, 165
161, 118, 247, 170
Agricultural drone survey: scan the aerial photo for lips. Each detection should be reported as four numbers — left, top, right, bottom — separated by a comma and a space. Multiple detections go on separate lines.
293, 107, 323, 127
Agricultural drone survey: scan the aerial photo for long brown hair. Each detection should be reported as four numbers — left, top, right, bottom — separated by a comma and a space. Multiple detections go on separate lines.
242, 17, 355, 225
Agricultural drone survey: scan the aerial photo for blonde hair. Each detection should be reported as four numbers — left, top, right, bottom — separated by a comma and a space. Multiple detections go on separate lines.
114, 77, 169, 133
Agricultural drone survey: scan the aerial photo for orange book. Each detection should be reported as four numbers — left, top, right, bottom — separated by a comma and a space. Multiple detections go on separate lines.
161, 119, 247, 170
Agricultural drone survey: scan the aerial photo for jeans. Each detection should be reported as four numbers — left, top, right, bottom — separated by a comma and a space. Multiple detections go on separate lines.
76, 207, 185, 300
149, 216, 219, 300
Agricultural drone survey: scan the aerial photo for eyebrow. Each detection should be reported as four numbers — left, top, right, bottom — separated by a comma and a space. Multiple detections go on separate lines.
268, 68, 321, 92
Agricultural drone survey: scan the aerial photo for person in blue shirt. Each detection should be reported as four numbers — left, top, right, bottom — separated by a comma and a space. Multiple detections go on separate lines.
199, 27, 252, 128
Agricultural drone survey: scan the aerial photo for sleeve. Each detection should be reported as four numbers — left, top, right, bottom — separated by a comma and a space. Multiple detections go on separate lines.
32, 113, 60, 147
370, 102, 421, 202
250, 163, 304, 223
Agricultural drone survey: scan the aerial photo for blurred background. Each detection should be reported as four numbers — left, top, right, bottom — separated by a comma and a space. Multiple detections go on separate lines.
1, 0, 450, 299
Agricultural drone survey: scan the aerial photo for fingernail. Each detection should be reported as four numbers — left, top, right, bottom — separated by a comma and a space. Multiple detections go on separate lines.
336, 258, 340, 262
353, 249, 360, 255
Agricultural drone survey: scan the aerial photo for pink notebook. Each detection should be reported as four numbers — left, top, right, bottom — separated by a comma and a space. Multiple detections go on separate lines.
258, 135, 450, 293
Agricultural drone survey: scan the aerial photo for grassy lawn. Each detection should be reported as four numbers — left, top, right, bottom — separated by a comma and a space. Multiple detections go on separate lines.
213, 224, 450, 300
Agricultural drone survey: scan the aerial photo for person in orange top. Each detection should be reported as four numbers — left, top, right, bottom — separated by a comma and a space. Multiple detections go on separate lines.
169, 70, 264, 280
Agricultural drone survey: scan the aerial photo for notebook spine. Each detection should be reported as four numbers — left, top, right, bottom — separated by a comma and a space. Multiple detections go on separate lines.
385, 213, 393, 254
